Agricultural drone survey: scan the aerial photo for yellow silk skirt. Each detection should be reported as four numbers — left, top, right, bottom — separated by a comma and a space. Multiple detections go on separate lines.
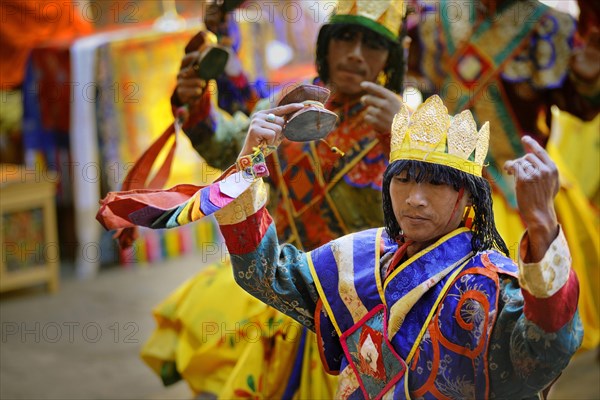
140, 261, 338, 398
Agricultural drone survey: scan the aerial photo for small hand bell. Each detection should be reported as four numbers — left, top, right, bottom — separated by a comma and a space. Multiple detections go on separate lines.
277, 84, 338, 142
192, 46, 229, 81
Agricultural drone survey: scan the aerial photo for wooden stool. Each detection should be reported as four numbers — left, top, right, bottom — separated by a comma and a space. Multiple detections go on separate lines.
1, 164, 59, 293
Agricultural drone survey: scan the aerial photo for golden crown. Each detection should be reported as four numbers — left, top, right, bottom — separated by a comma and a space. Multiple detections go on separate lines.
331, 0, 405, 41
390, 95, 490, 177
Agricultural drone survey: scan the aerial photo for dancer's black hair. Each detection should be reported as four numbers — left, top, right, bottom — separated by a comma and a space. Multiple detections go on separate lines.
315, 21, 406, 94
382, 160, 509, 256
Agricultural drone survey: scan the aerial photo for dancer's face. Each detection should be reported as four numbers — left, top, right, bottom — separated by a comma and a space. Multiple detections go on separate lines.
326, 27, 390, 96
389, 170, 471, 250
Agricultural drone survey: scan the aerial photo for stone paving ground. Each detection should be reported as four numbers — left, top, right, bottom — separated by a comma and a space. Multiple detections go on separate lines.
1, 253, 598, 400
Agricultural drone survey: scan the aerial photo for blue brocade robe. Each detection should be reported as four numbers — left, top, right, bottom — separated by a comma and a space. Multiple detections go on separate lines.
100, 171, 583, 399
211, 179, 583, 399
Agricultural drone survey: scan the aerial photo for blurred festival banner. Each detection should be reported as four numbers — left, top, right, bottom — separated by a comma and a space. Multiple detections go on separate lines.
23, 25, 220, 271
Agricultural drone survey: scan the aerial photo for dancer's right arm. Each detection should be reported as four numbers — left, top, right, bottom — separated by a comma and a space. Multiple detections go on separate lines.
214, 175, 322, 330
209, 103, 321, 329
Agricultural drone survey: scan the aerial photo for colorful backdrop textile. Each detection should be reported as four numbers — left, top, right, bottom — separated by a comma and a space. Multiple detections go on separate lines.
23, 23, 221, 273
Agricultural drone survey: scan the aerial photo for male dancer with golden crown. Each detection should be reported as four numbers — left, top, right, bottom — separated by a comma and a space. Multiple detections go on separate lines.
101, 94, 582, 399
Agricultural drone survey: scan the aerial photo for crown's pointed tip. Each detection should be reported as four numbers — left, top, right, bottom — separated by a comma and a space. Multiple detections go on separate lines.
478, 121, 490, 139
426, 95, 450, 116
391, 103, 411, 150
475, 121, 490, 165
422, 94, 440, 108
415, 94, 446, 115
398, 101, 410, 116
460, 109, 475, 119
428, 94, 445, 105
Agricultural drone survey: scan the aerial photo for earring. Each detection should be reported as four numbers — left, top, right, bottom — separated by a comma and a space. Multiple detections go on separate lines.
463, 206, 473, 229
395, 230, 405, 244
376, 71, 387, 86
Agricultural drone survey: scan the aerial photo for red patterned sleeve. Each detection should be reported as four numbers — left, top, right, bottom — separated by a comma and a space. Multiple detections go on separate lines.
517, 226, 579, 332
